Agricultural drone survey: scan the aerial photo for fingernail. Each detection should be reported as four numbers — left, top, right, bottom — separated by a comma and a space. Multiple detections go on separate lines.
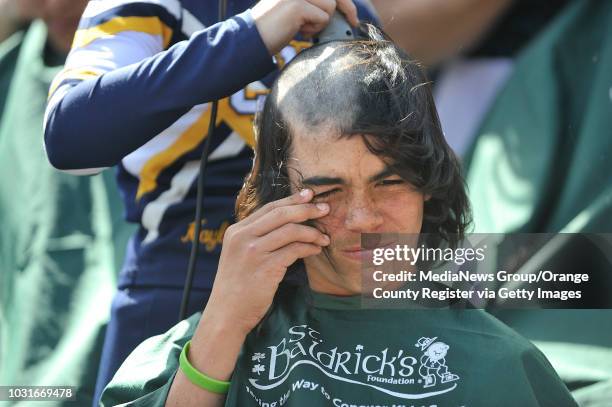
322, 235, 330, 244
300, 189, 310, 198
316, 203, 329, 212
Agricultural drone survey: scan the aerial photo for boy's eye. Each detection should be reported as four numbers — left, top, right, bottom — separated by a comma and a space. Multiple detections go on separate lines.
313, 188, 340, 200
378, 179, 405, 186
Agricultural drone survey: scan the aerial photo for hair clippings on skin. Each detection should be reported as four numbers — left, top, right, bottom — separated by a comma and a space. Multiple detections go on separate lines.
262, 169, 288, 188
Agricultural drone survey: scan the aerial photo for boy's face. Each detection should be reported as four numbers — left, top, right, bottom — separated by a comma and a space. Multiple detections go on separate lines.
288, 126, 426, 295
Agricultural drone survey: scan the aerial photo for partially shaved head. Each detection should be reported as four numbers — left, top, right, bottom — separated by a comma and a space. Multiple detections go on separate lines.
272, 27, 416, 141
238, 25, 471, 255
275, 45, 361, 135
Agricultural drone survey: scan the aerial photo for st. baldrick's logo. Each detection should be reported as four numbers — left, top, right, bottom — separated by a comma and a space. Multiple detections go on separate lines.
248, 325, 460, 399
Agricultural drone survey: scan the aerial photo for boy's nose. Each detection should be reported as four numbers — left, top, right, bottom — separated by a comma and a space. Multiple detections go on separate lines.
344, 197, 383, 233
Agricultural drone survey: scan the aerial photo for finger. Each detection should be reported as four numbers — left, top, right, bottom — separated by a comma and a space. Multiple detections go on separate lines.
299, 0, 331, 28
305, 0, 337, 17
259, 223, 329, 252
299, 27, 317, 38
250, 202, 330, 236
240, 189, 313, 227
300, 25, 326, 38
336, 0, 359, 27
269, 242, 323, 269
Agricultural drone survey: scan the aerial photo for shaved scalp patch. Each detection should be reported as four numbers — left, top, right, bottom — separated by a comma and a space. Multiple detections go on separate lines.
272, 36, 413, 140
275, 45, 361, 136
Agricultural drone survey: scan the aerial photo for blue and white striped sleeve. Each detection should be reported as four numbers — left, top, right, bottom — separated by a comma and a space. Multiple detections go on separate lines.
44, 0, 275, 174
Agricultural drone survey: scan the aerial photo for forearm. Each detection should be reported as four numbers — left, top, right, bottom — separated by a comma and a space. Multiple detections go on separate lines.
44, 10, 274, 171
164, 189, 330, 406
165, 312, 248, 406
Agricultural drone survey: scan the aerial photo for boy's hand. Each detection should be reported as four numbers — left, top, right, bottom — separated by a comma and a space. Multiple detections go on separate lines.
203, 189, 330, 336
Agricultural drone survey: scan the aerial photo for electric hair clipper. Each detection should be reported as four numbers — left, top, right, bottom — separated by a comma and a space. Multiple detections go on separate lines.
313, 11, 355, 45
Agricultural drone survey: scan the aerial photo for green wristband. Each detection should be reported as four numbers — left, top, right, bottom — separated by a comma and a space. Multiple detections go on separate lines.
179, 340, 231, 394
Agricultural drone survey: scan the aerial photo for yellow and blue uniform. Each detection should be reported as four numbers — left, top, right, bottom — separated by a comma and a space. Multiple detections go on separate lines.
43, 0, 378, 404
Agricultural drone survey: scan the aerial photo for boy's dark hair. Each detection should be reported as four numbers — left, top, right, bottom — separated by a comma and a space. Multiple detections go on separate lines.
236, 24, 471, 250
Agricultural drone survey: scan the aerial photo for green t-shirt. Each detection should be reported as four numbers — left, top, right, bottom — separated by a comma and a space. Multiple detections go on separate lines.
102, 284, 576, 406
